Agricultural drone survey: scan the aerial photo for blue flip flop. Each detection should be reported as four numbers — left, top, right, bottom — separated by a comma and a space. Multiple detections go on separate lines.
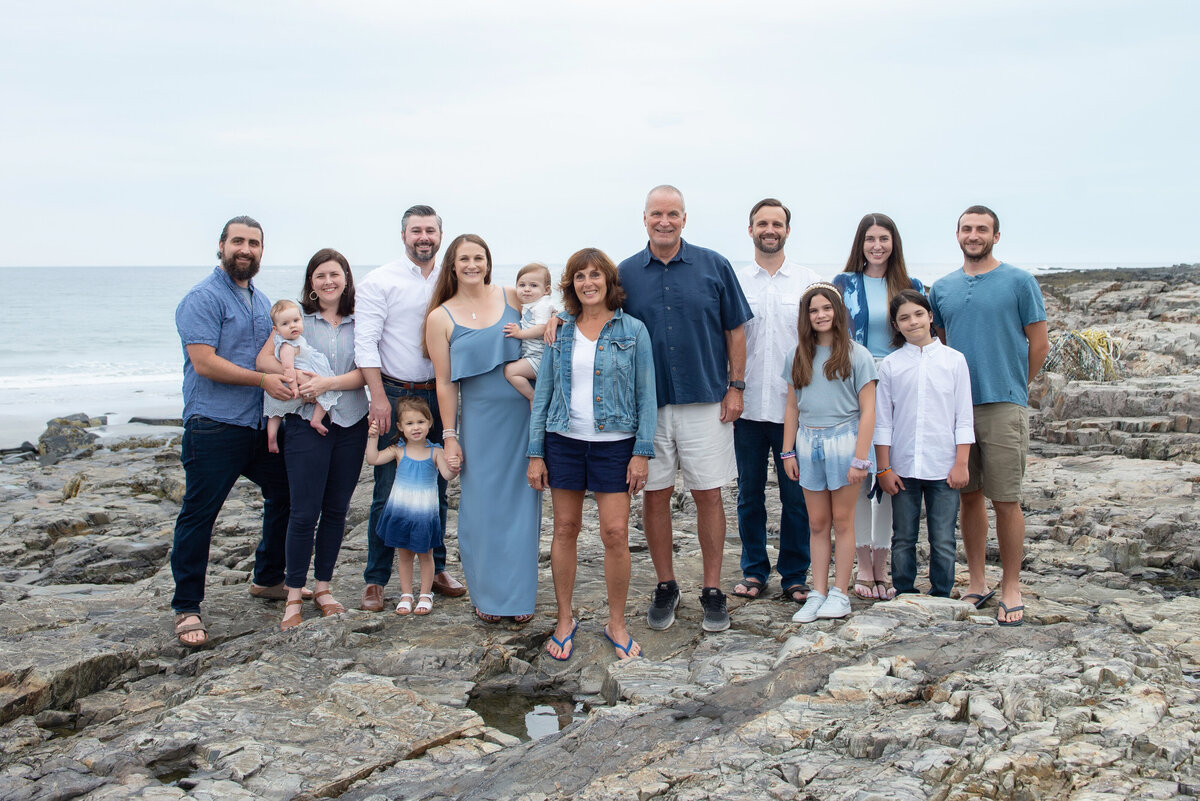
604, 626, 640, 660
546, 619, 578, 661
997, 601, 1025, 627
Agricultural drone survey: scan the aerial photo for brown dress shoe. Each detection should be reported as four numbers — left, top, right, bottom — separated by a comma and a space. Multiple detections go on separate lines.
431, 572, 467, 597
250, 582, 314, 601
360, 584, 385, 612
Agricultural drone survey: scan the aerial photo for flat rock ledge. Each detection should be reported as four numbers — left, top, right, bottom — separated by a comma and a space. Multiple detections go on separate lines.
1, 267, 1199, 800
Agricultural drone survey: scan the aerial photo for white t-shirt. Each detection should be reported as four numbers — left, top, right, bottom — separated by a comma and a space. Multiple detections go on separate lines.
565, 328, 631, 442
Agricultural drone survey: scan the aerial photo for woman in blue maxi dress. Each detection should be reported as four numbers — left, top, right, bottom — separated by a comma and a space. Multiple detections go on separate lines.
425, 234, 541, 622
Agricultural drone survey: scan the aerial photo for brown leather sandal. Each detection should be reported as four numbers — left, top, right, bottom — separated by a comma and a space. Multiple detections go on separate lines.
313, 591, 346, 617
280, 599, 304, 631
174, 613, 209, 648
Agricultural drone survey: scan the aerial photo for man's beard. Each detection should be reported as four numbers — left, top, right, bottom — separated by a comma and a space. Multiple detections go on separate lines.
755, 233, 786, 255
222, 253, 261, 282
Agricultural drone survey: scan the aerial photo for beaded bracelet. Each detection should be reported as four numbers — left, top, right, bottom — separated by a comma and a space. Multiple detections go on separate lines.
780, 451, 797, 461
442, 428, 458, 439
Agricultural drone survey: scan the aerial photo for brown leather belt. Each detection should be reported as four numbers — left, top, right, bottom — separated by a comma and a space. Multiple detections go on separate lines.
382, 374, 436, 391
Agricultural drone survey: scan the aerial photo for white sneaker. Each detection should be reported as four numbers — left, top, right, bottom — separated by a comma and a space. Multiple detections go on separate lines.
816, 587, 852, 619
792, 591, 826, 623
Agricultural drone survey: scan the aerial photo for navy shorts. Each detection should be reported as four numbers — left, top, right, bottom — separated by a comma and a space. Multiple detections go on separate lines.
544, 432, 634, 493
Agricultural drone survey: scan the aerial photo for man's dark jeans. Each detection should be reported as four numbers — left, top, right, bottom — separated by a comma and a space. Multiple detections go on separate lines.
733, 418, 811, 589
890, 477, 959, 597
171, 416, 289, 614
364, 383, 448, 586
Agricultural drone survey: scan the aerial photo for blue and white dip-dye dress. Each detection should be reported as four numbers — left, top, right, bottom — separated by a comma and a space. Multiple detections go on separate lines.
376, 442, 444, 552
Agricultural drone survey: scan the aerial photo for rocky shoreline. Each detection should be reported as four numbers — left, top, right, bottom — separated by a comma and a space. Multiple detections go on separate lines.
1, 266, 1198, 800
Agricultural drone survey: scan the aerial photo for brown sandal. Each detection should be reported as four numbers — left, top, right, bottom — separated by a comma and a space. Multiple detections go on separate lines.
174, 613, 209, 648
280, 599, 304, 630
313, 591, 346, 617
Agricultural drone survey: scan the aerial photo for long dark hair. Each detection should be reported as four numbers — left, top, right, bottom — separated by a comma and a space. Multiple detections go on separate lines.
792, 284, 852, 388
300, 248, 354, 316
888, 289, 933, 350
842, 213, 913, 305
422, 234, 494, 357
426, 234, 493, 318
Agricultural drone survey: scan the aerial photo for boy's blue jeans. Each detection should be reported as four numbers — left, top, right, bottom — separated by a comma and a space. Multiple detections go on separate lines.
890, 477, 959, 597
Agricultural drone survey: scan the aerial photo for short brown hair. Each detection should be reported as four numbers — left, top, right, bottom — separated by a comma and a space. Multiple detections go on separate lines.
395, 396, 433, 426
270, 298, 300, 323
559, 248, 625, 316
959, 205, 999, 233
516, 262, 552, 287
749, 198, 790, 226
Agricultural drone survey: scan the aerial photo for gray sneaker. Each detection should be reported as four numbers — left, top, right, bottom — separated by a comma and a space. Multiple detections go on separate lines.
700, 587, 730, 632
647, 581, 680, 630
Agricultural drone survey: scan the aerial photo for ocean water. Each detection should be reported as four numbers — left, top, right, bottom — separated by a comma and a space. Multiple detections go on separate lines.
2, 260, 1164, 447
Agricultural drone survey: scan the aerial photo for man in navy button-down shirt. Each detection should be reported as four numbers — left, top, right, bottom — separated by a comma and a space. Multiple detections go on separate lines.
619, 185, 752, 634
171, 216, 299, 647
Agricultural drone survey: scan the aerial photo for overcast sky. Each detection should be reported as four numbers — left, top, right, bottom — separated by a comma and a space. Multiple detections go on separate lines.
2, 1, 1196, 269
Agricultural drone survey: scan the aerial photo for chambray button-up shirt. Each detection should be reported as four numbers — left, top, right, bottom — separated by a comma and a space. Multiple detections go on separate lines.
176, 267, 275, 428
295, 312, 368, 427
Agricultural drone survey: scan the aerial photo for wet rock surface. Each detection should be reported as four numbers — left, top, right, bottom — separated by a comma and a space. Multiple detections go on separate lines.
1, 267, 1198, 799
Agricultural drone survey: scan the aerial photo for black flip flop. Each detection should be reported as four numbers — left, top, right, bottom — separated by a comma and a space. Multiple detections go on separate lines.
780, 584, 811, 604
961, 590, 996, 609
731, 578, 768, 599
997, 600, 1025, 626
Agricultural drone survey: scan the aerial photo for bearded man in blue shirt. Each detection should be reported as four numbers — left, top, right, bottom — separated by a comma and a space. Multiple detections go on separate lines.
171, 216, 304, 647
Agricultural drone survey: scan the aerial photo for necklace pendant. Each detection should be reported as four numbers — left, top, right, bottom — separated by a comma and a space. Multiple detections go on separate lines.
471, 311, 477, 320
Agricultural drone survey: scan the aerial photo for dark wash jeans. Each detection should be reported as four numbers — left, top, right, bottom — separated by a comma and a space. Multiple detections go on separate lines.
890, 476, 960, 597
364, 382, 448, 586
283, 415, 368, 588
171, 416, 289, 614
733, 418, 811, 589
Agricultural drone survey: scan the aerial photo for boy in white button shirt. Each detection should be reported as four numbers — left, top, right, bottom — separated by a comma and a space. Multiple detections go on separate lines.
874, 289, 974, 596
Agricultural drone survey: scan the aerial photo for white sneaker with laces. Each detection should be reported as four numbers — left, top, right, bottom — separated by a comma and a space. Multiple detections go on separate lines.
816, 587, 852, 619
792, 591, 826, 623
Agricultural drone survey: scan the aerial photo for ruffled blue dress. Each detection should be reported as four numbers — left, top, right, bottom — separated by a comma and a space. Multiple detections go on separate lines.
446, 299, 541, 616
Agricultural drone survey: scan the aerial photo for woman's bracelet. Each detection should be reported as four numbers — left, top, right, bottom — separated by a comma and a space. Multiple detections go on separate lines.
442, 428, 458, 439
876, 466, 893, 476
851, 457, 872, 471
780, 451, 796, 461
259, 373, 266, 388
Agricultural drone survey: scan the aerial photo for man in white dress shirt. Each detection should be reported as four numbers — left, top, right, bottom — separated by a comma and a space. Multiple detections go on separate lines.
731, 199, 823, 605
354, 204, 466, 612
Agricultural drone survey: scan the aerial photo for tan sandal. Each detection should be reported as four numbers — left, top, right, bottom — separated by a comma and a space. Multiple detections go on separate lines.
313, 591, 346, 617
280, 599, 304, 631
174, 613, 209, 648
414, 593, 434, 615
395, 594, 414, 615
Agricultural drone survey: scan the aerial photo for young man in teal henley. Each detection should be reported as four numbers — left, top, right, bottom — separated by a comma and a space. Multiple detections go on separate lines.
930, 205, 1049, 626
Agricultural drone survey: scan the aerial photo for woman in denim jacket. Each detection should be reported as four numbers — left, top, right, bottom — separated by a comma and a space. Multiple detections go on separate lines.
832, 213, 923, 602
528, 248, 657, 662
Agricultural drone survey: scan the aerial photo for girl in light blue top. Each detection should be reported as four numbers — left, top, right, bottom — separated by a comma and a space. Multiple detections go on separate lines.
832, 213, 923, 602
782, 283, 877, 624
